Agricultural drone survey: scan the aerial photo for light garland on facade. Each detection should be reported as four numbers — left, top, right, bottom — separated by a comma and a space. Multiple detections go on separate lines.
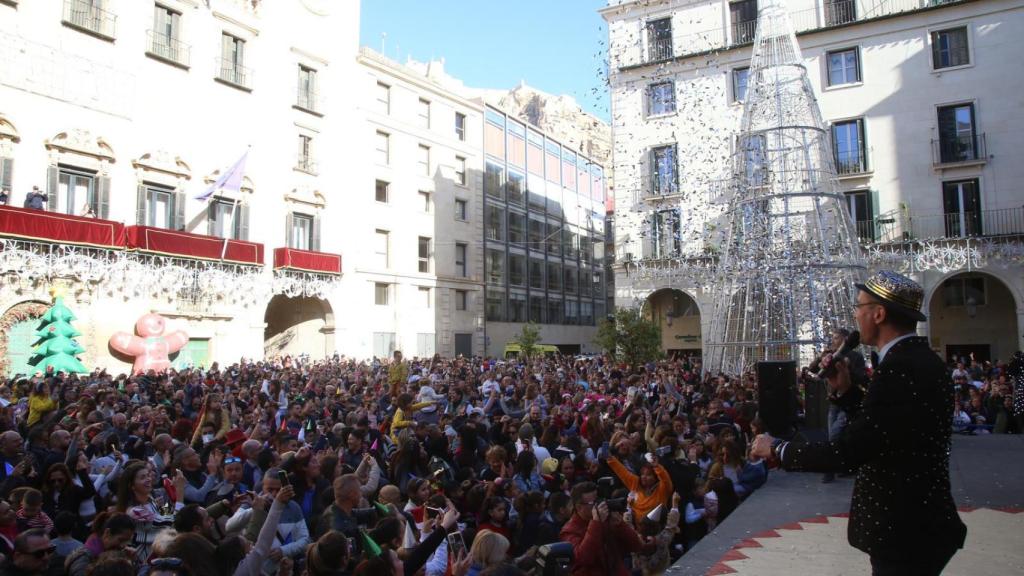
0, 238, 341, 308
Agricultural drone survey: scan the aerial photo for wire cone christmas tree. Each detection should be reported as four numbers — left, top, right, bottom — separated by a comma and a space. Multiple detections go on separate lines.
705, 0, 866, 373
30, 288, 88, 374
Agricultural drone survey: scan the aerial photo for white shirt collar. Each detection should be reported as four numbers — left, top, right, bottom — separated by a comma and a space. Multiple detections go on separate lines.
877, 333, 917, 364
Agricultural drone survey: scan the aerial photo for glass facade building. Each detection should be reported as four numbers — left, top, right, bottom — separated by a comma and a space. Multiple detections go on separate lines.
483, 106, 607, 329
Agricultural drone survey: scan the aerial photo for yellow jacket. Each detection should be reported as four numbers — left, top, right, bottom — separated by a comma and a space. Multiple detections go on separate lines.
390, 401, 433, 443
27, 394, 57, 428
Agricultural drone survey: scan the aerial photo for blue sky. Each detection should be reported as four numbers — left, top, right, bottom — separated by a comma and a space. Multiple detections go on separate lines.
360, 0, 610, 120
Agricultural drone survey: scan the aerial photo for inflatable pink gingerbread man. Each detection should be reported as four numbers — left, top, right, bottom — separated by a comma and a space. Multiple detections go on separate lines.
109, 313, 188, 374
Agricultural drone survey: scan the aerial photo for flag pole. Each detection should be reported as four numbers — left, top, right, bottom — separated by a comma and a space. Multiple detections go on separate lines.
220, 196, 240, 261
217, 145, 250, 262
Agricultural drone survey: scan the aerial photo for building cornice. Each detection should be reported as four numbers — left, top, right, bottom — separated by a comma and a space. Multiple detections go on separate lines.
357, 49, 484, 112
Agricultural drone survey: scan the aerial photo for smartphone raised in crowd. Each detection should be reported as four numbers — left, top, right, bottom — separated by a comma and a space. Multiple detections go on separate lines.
447, 531, 467, 558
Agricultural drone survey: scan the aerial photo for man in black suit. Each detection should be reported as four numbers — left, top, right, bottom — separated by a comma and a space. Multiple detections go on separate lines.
752, 270, 967, 575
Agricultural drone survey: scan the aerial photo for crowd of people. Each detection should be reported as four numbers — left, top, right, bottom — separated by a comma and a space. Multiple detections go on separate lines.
0, 345, 1017, 576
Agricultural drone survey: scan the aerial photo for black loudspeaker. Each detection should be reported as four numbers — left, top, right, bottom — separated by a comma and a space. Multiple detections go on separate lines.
757, 360, 798, 439
804, 377, 829, 432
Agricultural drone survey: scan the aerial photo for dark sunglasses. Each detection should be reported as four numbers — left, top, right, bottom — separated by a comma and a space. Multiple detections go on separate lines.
30, 545, 56, 558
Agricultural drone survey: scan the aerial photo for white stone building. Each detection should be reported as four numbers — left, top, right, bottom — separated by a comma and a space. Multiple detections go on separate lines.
349, 48, 486, 359
602, 0, 1024, 363
0, 0, 362, 375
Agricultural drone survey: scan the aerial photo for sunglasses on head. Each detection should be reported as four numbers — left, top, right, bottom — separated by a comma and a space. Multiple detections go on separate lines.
150, 557, 184, 568
223, 457, 242, 465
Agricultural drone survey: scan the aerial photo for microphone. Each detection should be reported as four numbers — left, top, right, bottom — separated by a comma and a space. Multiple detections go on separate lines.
816, 330, 860, 378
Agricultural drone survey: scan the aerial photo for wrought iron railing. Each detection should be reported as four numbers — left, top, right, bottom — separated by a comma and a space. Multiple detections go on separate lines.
62, 0, 116, 39
296, 87, 320, 112
215, 58, 252, 89
860, 207, 1024, 243
295, 155, 318, 175
147, 30, 191, 67
647, 37, 674, 63
836, 151, 868, 175
731, 19, 757, 44
932, 133, 986, 165
618, 0, 967, 68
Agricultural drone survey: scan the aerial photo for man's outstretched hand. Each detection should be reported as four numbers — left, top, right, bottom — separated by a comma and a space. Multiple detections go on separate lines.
750, 433, 776, 460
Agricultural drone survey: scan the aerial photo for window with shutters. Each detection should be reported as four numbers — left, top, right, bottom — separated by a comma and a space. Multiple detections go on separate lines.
647, 81, 675, 116
296, 65, 319, 112
373, 332, 396, 357
650, 145, 678, 196
289, 213, 314, 250
145, 184, 175, 228
57, 166, 99, 216
218, 33, 250, 89
931, 27, 970, 69
416, 333, 435, 357
831, 119, 867, 174
148, 5, 188, 67
0, 158, 13, 199
209, 199, 243, 239
296, 134, 317, 174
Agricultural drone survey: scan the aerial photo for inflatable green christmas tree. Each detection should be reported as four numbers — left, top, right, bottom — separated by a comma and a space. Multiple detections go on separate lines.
30, 288, 88, 374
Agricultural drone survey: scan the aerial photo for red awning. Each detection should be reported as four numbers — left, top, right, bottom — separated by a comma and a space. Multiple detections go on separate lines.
0, 205, 127, 248
125, 226, 264, 265
273, 247, 341, 275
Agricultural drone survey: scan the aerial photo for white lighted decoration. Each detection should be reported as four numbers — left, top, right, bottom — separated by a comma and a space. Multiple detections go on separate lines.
703, 0, 866, 373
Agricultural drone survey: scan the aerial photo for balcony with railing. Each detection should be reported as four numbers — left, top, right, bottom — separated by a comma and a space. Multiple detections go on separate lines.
146, 30, 191, 68
836, 151, 869, 176
932, 133, 987, 167
618, 0, 969, 69
62, 0, 117, 40
295, 88, 321, 115
857, 207, 1024, 245
215, 58, 252, 90
295, 155, 318, 175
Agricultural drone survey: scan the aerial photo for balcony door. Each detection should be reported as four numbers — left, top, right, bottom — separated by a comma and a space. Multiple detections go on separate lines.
824, 0, 856, 26
844, 190, 874, 242
646, 18, 672, 62
730, 0, 758, 44
937, 103, 977, 163
942, 179, 981, 237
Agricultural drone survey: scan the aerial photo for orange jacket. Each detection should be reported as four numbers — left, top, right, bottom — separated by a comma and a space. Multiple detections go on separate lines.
607, 456, 673, 521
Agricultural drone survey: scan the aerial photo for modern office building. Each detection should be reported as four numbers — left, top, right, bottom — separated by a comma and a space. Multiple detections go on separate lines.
0, 0, 361, 374
602, 0, 1024, 362
350, 48, 486, 359
481, 105, 609, 356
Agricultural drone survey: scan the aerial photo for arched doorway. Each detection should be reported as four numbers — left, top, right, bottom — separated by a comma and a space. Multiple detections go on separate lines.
644, 289, 702, 356
0, 301, 48, 378
264, 295, 334, 359
928, 272, 1019, 364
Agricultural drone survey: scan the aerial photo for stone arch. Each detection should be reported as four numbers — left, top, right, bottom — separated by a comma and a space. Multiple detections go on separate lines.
642, 288, 702, 355
263, 295, 335, 360
0, 300, 49, 378
0, 115, 20, 143
926, 270, 1021, 364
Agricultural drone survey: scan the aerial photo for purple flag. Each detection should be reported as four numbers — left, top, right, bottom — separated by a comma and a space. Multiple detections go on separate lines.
196, 150, 249, 201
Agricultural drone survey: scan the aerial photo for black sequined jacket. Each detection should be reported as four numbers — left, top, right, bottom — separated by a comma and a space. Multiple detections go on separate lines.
780, 336, 968, 559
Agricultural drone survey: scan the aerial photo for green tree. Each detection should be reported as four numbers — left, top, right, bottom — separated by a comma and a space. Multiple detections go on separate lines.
594, 307, 663, 366
513, 322, 541, 360
30, 295, 88, 374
